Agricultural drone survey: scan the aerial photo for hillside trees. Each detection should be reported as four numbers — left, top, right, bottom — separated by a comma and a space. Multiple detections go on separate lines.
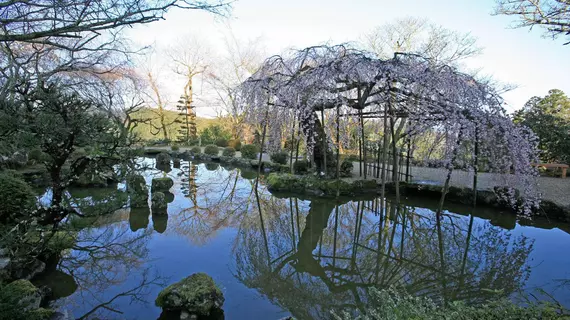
514, 89, 570, 163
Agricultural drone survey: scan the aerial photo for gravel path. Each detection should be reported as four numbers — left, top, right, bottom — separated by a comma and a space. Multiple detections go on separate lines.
146, 146, 570, 207
350, 163, 570, 207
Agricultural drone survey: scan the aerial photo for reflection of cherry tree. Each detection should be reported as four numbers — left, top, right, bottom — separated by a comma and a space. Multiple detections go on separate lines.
232, 195, 534, 320
169, 162, 261, 245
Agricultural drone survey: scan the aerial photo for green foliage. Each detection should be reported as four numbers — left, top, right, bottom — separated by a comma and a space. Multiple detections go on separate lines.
228, 139, 242, 151
222, 147, 236, 157
270, 151, 289, 165
0, 172, 36, 222
240, 144, 259, 159
204, 145, 219, 156
340, 160, 354, 177
190, 146, 202, 154
293, 160, 309, 174
514, 89, 570, 163
170, 144, 180, 151
0, 280, 54, 320
200, 124, 231, 145
215, 138, 228, 147
343, 154, 360, 162
27, 148, 47, 164
332, 287, 564, 320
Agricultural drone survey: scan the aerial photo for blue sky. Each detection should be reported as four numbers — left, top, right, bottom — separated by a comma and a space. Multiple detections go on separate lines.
127, 0, 569, 117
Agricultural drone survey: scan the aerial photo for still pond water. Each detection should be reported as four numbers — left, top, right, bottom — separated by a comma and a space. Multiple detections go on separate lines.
36, 158, 570, 319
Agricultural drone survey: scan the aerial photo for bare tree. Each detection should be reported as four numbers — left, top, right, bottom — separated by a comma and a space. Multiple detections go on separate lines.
167, 35, 212, 142
206, 29, 266, 139
494, 0, 570, 45
361, 17, 482, 66
0, 0, 229, 44
137, 54, 175, 140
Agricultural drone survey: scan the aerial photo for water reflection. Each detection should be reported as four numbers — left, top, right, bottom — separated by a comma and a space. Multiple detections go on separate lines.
40, 159, 570, 319
233, 191, 535, 319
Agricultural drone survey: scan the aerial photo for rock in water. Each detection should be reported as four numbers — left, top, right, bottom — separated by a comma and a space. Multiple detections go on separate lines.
152, 177, 174, 192
151, 192, 168, 212
155, 273, 224, 317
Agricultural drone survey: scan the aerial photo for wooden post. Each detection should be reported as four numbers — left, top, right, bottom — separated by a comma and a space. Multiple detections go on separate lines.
472, 126, 479, 207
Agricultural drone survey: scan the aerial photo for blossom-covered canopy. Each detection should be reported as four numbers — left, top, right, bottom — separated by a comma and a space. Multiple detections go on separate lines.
238, 44, 539, 215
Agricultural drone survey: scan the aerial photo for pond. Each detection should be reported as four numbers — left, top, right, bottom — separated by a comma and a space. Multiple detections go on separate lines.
36, 157, 570, 319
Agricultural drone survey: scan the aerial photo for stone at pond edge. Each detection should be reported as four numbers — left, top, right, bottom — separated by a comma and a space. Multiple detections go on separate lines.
151, 192, 168, 212
152, 177, 174, 192
265, 173, 376, 197
155, 273, 224, 316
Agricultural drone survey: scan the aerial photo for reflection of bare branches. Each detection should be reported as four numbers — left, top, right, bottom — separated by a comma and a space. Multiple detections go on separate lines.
56, 221, 159, 317
76, 270, 163, 320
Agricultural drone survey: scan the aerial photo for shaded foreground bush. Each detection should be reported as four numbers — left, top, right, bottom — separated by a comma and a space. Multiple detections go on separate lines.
190, 146, 201, 154
240, 144, 258, 159
332, 287, 565, 320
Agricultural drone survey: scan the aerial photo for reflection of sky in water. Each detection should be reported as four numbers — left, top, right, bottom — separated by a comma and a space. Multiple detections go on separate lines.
43, 158, 570, 319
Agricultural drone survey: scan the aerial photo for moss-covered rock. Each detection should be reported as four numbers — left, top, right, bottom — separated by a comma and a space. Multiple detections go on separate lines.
265, 173, 378, 197
152, 177, 174, 192
155, 273, 224, 316
127, 175, 149, 208
151, 192, 168, 213
0, 280, 54, 320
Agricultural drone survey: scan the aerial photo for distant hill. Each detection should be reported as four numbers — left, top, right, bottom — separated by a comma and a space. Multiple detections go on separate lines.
130, 107, 220, 141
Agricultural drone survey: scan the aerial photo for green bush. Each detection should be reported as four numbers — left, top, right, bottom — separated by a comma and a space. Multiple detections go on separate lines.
340, 160, 354, 177
204, 145, 219, 156
240, 144, 259, 159
28, 148, 47, 163
0, 172, 36, 222
228, 139, 242, 151
170, 144, 180, 151
270, 151, 289, 165
190, 146, 202, 154
222, 147, 236, 157
0, 280, 54, 320
293, 160, 309, 174
215, 139, 228, 147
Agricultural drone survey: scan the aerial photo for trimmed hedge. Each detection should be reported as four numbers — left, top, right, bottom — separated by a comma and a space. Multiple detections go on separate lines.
190, 146, 202, 154
270, 151, 289, 165
204, 145, 219, 156
215, 139, 228, 147
222, 147, 236, 157
240, 144, 259, 160
293, 160, 309, 174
